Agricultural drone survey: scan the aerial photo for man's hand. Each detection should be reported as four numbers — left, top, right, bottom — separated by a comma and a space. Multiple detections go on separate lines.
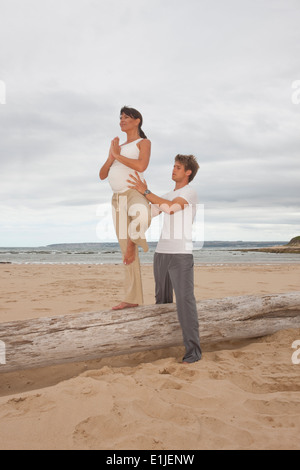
127, 171, 148, 194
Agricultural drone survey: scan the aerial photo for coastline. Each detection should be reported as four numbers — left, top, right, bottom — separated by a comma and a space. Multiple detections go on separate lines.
0, 262, 299, 450
235, 246, 300, 254
2, 241, 300, 265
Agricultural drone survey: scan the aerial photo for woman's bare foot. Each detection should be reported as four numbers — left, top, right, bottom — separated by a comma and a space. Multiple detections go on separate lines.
123, 239, 136, 265
112, 302, 139, 310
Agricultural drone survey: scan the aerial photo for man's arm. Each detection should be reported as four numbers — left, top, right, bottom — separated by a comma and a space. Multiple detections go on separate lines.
127, 172, 188, 215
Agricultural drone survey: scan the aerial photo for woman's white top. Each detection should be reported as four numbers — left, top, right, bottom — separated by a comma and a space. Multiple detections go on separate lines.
108, 138, 144, 193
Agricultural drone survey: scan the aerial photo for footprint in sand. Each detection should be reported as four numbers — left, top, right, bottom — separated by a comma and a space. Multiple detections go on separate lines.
4, 394, 56, 417
160, 379, 182, 390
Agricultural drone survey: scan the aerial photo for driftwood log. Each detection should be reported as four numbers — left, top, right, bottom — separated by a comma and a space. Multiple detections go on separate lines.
0, 292, 300, 373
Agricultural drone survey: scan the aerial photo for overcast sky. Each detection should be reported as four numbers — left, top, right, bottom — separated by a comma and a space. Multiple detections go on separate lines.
0, 0, 300, 246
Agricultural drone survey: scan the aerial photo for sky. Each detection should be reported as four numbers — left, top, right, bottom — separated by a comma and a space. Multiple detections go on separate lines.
0, 0, 300, 246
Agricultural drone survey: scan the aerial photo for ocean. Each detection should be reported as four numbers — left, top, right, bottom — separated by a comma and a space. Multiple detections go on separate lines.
0, 241, 299, 265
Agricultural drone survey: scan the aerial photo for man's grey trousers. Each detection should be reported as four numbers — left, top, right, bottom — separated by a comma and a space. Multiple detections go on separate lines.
154, 253, 202, 363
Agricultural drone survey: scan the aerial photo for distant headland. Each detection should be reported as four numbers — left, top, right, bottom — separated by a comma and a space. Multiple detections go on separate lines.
236, 236, 300, 254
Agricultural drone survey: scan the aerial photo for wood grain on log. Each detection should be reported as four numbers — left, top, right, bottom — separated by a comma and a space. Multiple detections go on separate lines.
0, 292, 300, 373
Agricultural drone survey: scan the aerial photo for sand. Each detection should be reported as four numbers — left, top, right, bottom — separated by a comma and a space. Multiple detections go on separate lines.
0, 263, 300, 450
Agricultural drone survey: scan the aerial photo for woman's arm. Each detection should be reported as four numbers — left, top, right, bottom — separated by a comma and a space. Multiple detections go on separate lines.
99, 150, 115, 180
111, 138, 151, 173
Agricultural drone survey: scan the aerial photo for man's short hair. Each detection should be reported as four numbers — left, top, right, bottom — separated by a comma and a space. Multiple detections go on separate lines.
175, 154, 199, 182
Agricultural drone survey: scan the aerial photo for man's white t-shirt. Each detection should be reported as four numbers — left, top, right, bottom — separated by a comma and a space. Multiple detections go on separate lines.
155, 185, 198, 254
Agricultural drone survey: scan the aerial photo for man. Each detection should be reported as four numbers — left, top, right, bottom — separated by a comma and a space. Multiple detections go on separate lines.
128, 154, 202, 364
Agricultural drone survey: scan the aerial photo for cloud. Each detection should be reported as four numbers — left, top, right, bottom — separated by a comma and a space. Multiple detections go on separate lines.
0, 0, 300, 245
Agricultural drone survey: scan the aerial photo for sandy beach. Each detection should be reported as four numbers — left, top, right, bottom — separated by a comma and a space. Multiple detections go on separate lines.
0, 263, 300, 450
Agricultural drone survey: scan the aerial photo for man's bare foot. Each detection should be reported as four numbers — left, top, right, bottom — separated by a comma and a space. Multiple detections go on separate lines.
123, 239, 136, 265
112, 302, 139, 310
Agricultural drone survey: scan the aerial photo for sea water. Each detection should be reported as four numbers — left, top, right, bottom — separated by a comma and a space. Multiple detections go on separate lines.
0, 242, 299, 265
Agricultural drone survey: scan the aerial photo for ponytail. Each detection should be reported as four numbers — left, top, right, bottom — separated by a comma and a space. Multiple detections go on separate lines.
138, 126, 147, 139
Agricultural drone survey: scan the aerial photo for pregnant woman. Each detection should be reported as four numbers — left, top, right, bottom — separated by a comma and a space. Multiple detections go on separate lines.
99, 106, 151, 310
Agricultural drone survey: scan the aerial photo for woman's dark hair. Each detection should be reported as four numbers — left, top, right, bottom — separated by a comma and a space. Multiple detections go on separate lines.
120, 106, 147, 139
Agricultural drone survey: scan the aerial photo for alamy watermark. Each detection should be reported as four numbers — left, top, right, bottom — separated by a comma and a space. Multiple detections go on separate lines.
96, 200, 205, 248
291, 340, 300, 365
0, 80, 6, 104
291, 80, 300, 104
0, 340, 6, 365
